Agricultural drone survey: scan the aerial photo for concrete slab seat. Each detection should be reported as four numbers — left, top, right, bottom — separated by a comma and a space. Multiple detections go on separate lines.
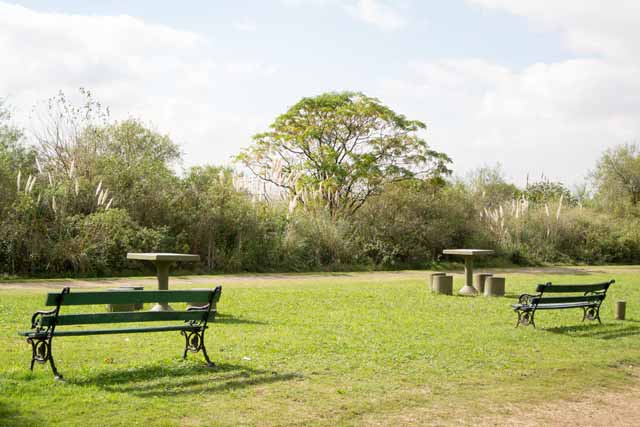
18, 286, 222, 379
512, 281, 614, 328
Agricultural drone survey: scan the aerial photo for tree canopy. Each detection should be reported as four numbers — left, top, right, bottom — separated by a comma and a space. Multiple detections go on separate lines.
592, 143, 640, 211
237, 92, 451, 216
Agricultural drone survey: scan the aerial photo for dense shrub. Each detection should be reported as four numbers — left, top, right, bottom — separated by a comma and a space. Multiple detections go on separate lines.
352, 181, 492, 268
4, 93, 640, 277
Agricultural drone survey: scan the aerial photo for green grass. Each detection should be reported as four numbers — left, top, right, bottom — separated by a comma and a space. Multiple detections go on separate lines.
1, 269, 639, 426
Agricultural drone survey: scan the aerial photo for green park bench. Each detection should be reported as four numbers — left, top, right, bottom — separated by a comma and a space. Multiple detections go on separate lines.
18, 286, 222, 379
512, 280, 614, 328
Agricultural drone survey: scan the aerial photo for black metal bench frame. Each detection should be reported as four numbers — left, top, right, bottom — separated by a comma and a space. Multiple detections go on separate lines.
512, 280, 614, 328
19, 286, 222, 379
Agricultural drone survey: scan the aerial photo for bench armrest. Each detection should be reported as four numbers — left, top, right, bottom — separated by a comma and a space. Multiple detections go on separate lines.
30, 308, 57, 329
186, 304, 211, 311
517, 293, 538, 306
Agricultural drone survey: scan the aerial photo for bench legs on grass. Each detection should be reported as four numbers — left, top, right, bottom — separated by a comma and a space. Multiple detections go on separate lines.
583, 306, 602, 324
515, 310, 536, 328
27, 336, 63, 379
181, 328, 214, 367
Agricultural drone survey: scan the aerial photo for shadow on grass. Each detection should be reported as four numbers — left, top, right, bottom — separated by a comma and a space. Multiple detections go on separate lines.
214, 313, 266, 325
486, 267, 605, 276
68, 362, 301, 397
0, 401, 43, 427
543, 322, 640, 340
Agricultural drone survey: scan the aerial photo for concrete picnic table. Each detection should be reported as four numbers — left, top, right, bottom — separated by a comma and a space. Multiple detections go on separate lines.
126, 253, 200, 311
442, 249, 495, 296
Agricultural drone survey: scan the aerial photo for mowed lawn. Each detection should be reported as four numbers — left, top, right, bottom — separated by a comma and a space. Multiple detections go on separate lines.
1, 268, 639, 426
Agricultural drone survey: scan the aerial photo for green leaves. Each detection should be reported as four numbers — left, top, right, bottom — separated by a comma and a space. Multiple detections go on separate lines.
237, 92, 451, 216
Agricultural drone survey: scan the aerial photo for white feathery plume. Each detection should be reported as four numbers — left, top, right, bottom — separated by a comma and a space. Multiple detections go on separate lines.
74, 178, 79, 196
95, 181, 102, 197
556, 194, 563, 220
35, 158, 42, 174
105, 198, 113, 210
26, 175, 36, 193
16, 170, 21, 192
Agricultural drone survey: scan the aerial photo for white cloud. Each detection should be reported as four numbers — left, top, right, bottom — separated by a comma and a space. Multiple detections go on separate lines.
375, 2, 640, 185
233, 16, 257, 33
0, 3, 277, 168
468, 0, 640, 61
344, 0, 407, 31
283, 0, 408, 31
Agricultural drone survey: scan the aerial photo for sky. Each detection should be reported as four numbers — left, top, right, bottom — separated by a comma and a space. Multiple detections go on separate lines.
1, 0, 639, 186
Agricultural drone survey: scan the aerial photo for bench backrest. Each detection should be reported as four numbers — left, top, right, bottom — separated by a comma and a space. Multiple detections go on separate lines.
37, 286, 222, 328
45, 288, 221, 306
532, 280, 613, 305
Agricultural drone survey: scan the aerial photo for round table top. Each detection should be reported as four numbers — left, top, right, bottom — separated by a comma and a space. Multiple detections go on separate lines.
126, 253, 200, 262
442, 249, 495, 256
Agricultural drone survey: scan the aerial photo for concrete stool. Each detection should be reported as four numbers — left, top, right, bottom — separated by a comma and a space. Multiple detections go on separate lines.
429, 272, 447, 292
615, 301, 626, 320
106, 286, 144, 312
473, 273, 493, 294
432, 275, 453, 295
187, 288, 218, 310
484, 277, 505, 297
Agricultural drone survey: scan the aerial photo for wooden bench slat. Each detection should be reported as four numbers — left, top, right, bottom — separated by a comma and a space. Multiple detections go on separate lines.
44, 289, 219, 306
38, 310, 215, 327
19, 324, 199, 338
513, 301, 598, 310
532, 294, 605, 305
534, 283, 611, 293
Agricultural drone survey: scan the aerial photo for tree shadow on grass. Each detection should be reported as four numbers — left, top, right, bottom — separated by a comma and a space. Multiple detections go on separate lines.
542, 322, 640, 340
0, 401, 43, 427
67, 362, 301, 397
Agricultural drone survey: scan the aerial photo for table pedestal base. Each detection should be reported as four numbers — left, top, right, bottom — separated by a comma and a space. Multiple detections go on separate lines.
150, 303, 174, 312
458, 285, 478, 296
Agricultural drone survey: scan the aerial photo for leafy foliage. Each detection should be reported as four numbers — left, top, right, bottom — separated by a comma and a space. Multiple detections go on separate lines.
592, 142, 640, 213
3, 91, 640, 276
237, 92, 451, 216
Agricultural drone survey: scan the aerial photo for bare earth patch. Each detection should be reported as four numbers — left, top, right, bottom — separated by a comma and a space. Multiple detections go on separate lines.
477, 369, 640, 427
363, 370, 640, 426
3, 265, 640, 290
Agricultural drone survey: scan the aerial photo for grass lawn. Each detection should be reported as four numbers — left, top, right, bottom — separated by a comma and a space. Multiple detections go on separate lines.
1, 268, 639, 426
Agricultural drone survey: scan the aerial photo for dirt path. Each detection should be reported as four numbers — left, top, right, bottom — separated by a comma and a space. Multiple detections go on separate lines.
2, 265, 638, 290
478, 371, 640, 426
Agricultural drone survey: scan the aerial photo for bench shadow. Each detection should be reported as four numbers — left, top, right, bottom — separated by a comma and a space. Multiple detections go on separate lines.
214, 313, 267, 325
67, 362, 301, 397
483, 267, 604, 276
542, 322, 640, 340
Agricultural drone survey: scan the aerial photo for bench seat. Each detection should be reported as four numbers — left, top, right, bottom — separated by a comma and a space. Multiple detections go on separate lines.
19, 286, 222, 379
19, 324, 202, 338
512, 301, 599, 311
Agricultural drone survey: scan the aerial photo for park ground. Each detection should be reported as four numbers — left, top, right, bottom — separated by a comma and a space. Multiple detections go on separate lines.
1, 267, 639, 426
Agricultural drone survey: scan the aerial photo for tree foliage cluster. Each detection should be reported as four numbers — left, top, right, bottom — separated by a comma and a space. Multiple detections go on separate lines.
1, 91, 640, 277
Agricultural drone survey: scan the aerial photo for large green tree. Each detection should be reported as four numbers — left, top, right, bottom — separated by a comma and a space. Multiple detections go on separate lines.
592, 143, 640, 211
237, 92, 451, 216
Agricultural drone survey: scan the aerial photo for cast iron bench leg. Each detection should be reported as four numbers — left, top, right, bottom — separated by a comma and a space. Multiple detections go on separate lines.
27, 336, 63, 379
181, 329, 215, 367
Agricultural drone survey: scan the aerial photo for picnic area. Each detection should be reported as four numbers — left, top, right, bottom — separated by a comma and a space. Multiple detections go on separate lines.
2, 267, 639, 426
